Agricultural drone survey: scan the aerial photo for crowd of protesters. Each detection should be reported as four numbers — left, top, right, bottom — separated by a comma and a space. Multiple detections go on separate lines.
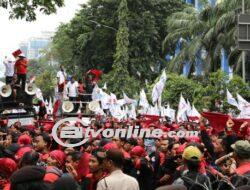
0, 115, 249, 190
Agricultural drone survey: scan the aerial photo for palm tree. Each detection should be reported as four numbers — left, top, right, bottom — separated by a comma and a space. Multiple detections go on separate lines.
163, 0, 250, 75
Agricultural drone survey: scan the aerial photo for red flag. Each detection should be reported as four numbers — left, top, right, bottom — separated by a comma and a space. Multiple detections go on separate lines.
87, 69, 102, 82
188, 116, 200, 122
232, 118, 250, 135
201, 112, 229, 133
139, 114, 161, 128
53, 99, 60, 118
12, 49, 22, 57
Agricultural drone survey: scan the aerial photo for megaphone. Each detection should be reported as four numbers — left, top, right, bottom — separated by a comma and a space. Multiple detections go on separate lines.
25, 83, 37, 95
0, 85, 12, 97
62, 101, 74, 113
88, 101, 100, 112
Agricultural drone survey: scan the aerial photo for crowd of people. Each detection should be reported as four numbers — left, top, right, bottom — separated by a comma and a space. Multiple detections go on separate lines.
0, 114, 249, 190
1, 50, 250, 190
2, 49, 101, 119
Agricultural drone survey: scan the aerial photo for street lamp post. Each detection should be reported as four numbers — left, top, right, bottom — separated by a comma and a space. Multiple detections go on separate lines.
89, 20, 117, 31
242, 0, 246, 82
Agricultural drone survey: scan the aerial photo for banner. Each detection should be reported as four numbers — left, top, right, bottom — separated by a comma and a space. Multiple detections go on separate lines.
201, 112, 229, 133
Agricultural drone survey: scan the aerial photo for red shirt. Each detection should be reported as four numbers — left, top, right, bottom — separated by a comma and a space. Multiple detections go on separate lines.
78, 83, 85, 94
15, 58, 28, 74
84, 173, 107, 190
235, 161, 250, 175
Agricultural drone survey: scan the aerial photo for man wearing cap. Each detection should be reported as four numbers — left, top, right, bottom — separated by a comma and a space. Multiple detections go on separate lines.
231, 140, 250, 175
14, 53, 28, 91
173, 145, 212, 190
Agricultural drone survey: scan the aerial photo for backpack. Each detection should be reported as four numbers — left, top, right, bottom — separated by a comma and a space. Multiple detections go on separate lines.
181, 174, 210, 190
231, 172, 250, 188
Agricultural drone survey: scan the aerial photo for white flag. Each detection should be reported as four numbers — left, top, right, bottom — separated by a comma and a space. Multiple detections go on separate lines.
123, 92, 137, 105
165, 105, 176, 122
161, 104, 176, 121
95, 108, 105, 116
188, 105, 200, 121
186, 99, 192, 116
117, 99, 126, 106
237, 94, 250, 118
48, 97, 53, 114
102, 82, 107, 90
100, 91, 110, 110
129, 104, 137, 119
177, 94, 189, 122
92, 85, 103, 101
139, 89, 149, 108
124, 106, 129, 119
147, 105, 160, 116
35, 88, 44, 102
152, 70, 167, 104
110, 104, 125, 120
226, 89, 238, 108
109, 93, 117, 105
237, 94, 249, 109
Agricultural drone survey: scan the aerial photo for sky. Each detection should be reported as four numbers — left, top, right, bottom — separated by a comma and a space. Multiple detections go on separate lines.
0, 0, 88, 77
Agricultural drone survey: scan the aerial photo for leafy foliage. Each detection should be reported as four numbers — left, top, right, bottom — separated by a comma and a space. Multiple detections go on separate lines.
0, 0, 64, 21
157, 71, 250, 112
50, 0, 185, 82
28, 58, 57, 99
160, 73, 203, 109
163, 0, 250, 75
35, 70, 56, 99
100, 0, 139, 98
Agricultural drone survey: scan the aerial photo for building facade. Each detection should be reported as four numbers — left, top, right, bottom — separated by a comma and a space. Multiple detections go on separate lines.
20, 31, 54, 59
180, 0, 230, 76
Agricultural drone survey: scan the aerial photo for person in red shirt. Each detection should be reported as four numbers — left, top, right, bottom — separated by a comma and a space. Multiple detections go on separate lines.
77, 78, 85, 111
33, 133, 51, 162
81, 148, 106, 190
0, 158, 17, 190
14, 55, 28, 91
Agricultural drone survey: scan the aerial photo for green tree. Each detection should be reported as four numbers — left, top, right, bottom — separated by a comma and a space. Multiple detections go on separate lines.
150, 70, 250, 112
50, 24, 75, 73
1, 0, 64, 21
28, 57, 57, 99
163, 0, 250, 75
101, 0, 139, 98
114, 0, 129, 68
35, 70, 56, 99
50, 0, 184, 81
159, 73, 203, 110
194, 70, 250, 112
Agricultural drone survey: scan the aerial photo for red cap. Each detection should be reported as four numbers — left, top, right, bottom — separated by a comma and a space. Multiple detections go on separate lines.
26, 125, 36, 131
0, 158, 17, 178
0, 119, 8, 126
18, 134, 32, 146
176, 144, 186, 155
43, 123, 54, 132
103, 142, 118, 151
15, 146, 33, 160
49, 150, 66, 167
130, 146, 146, 158
105, 122, 111, 128
187, 136, 200, 143
172, 123, 179, 130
